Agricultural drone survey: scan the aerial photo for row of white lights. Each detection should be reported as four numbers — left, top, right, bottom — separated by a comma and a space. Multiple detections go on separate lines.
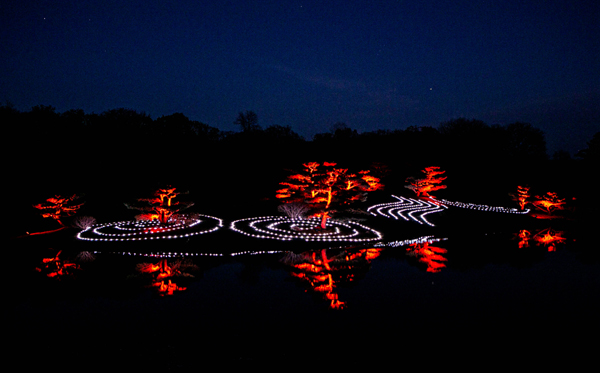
230, 216, 383, 242
375, 235, 447, 248
77, 214, 224, 242
93, 251, 225, 258
436, 198, 530, 214
367, 195, 447, 226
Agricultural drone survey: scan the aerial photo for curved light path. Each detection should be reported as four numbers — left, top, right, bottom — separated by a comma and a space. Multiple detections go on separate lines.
436, 198, 530, 214
374, 235, 447, 248
230, 216, 383, 243
77, 214, 223, 242
367, 195, 447, 226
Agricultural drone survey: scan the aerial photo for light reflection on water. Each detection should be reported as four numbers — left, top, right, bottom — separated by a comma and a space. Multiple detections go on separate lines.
11, 220, 599, 365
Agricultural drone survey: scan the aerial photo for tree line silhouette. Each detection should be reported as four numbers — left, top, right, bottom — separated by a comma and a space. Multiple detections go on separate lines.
4, 103, 598, 230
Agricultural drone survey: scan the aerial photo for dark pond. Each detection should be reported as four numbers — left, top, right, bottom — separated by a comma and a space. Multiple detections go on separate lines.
7, 203, 598, 368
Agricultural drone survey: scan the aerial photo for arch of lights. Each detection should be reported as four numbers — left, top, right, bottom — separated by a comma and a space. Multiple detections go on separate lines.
367, 195, 447, 226
76, 214, 223, 242
230, 216, 383, 242
436, 198, 530, 214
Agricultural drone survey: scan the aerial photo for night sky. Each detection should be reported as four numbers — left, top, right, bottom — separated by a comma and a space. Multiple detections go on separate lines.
1, 0, 598, 155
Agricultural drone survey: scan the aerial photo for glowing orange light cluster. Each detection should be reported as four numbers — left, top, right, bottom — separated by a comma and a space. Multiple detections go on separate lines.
532, 192, 566, 214
510, 186, 531, 210
516, 229, 531, 249
33, 194, 84, 226
406, 242, 447, 272
153, 279, 186, 296
514, 228, 566, 251
405, 167, 447, 197
283, 247, 382, 309
36, 250, 80, 278
126, 186, 193, 224
533, 228, 566, 252
136, 258, 194, 295
277, 162, 384, 229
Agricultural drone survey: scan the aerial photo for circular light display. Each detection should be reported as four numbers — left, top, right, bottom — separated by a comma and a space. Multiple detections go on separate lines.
77, 214, 223, 242
230, 216, 383, 242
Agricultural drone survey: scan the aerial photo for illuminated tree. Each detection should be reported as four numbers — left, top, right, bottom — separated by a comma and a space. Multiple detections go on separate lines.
509, 185, 531, 210
276, 162, 383, 229
33, 194, 84, 227
125, 187, 194, 224
532, 192, 565, 214
405, 167, 447, 197
277, 202, 310, 219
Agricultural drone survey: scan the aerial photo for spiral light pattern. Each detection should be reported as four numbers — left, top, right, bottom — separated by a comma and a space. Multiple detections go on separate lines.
76, 214, 223, 242
230, 216, 383, 242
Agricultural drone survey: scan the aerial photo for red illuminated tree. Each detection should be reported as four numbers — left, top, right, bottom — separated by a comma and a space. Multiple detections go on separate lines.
33, 194, 84, 228
510, 185, 531, 210
532, 192, 565, 214
125, 187, 194, 224
405, 167, 447, 197
276, 162, 383, 229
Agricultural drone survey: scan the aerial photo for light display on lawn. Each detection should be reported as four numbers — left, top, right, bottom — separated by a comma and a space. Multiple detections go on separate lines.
367, 195, 447, 226
405, 166, 447, 197
230, 216, 383, 242
276, 162, 383, 229
77, 213, 223, 241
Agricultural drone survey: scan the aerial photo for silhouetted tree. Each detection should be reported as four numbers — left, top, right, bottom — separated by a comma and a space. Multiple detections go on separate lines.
503, 122, 547, 162
576, 132, 599, 163
234, 110, 261, 132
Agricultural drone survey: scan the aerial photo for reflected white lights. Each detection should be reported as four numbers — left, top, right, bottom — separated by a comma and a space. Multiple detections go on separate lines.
367, 195, 447, 226
230, 216, 383, 242
77, 214, 223, 242
375, 235, 447, 248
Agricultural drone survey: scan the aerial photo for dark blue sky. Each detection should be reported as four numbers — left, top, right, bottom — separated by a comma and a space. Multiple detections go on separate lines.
2, 0, 598, 155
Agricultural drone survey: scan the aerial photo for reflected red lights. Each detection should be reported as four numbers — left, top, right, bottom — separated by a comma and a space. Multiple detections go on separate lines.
514, 228, 566, 251
533, 228, 566, 252
36, 250, 81, 278
406, 242, 448, 272
136, 258, 196, 295
282, 247, 382, 309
